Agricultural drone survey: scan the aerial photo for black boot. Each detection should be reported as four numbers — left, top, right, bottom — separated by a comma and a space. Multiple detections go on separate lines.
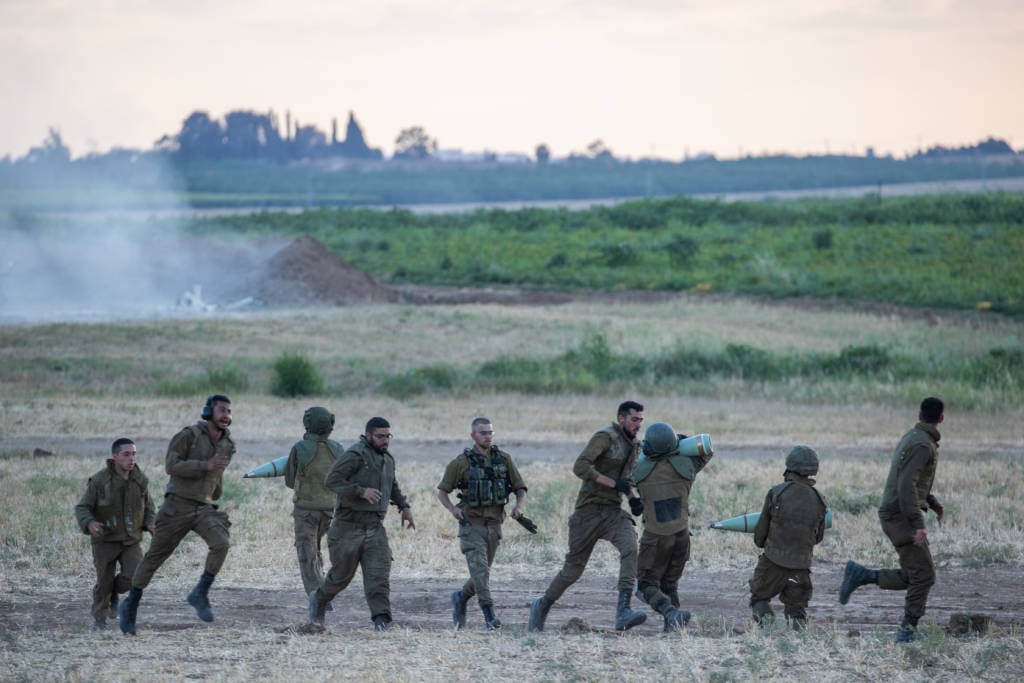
528, 595, 553, 632
308, 590, 327, 626
896, 613, 920, 643
838, 560, 877, 605
118, 587, 143, 636
187, 570, 216, 622
481, 604, 502, 630
451, 590, 469, 629
614, 589, 647, 631
373, 615, 391, 632
655, 598, 690, 633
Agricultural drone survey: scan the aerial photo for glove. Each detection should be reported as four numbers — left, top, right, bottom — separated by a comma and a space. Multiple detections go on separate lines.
926, 494, 944, 522
516, 515, 538, 534
614, 479, 632, 494
628, 496, 644, 516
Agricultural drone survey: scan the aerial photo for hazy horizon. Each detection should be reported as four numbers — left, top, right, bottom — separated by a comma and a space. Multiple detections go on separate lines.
2, 1, 1023, 161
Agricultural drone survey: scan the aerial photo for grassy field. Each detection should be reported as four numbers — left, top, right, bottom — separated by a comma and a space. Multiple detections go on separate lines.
1, 295, 1023, 681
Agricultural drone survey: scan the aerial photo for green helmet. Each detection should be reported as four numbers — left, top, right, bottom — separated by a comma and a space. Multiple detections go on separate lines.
642, 422, 678, 457
785, 445, 819, 476
303, 406, 335, 436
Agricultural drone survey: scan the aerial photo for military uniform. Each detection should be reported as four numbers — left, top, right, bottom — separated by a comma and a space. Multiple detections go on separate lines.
544, 423, 641, 600
876, 422, 940, 618
438, 445, 527, 609
313, 435, 410, 625
633, 438, 713, 615
132, 421, 235, 589
748, 472, 827, 625
285, 424, 343, 594
74, 460, 155, 625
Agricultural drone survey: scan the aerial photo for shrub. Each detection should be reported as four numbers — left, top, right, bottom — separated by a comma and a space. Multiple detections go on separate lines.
271, 352, 324, 397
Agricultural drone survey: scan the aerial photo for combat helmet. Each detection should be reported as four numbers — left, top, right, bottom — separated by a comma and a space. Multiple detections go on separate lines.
303, 406, 335, 436
785, 445, 819, 476
642, 422, 678, 457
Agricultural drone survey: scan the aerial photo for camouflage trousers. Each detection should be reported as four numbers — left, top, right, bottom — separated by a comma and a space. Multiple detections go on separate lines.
133, 494, 231, 589
636, 527, 690, 608
293, 507, 333, 594
458, 519, 502, 607
879, 515, 936, 618
748, 554, 813, 621
318, 519, 393, 623
90, 540, 142, 622
544, 504, 638, 601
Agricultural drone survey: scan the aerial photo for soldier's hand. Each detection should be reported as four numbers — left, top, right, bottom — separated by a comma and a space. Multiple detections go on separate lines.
87, 521, 105, 538
207, 453, 230, 471
613, 478, 632, 495
912, 528, 928, 545
401, 507, 416, 530
511, 505, 524, 519
926, 494, 944, 522
361, 487, 382, 504
628, 496, 644, 517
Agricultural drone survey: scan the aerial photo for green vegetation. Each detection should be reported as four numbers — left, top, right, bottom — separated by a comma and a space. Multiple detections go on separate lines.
199, 193, 1024, 318
271, 351, 324, 397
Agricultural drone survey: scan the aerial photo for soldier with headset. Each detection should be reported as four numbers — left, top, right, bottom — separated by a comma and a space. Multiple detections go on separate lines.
119, 394, 236, 635
437, 417, 528, 630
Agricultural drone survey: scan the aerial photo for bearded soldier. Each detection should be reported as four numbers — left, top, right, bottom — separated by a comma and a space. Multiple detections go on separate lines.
529, 401, 648, 632
308, 417, 415, 631
119, 394, 235, 636
632, 422, 714, 632
840, 397, 945, 642
748, 445, 828, 630
75, 438, 155, 630
438, 417, 528, 630
285, 407, 344, 597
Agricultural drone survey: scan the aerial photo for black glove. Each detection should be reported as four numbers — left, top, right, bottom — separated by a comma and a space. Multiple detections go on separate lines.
614, 479, 632, 494
516, 515, 538, 534
926, 494, 944, 522
628, 496, 644, 516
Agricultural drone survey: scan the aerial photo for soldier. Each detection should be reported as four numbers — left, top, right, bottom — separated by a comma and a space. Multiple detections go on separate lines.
285, 407, 344, 598
528, 400, 648, 632
437, 417, 528, 630
748, 445, 828, 630
308, 417, 415, 631
840, 397, 945, 642
119, 394, 235, 636
632, 422, 714, 632
74, 437, 155, 629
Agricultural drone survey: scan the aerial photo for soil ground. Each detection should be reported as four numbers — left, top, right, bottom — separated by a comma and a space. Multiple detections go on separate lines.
3, 437, 1022, 638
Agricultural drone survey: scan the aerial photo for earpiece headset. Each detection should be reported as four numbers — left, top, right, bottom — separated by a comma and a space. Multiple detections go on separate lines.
201, 395, 216, 420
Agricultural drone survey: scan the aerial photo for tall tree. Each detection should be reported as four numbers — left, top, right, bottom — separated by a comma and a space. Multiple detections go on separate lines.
535, 143, 551, 164
174, 111, 225, 160
394, 126, 438, 159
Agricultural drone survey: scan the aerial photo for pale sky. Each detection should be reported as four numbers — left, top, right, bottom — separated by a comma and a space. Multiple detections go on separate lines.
2, 0, 1022, 161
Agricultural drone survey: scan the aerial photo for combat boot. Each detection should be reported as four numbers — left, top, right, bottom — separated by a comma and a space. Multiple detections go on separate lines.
118, 586, 143, 636
92, 617, 107, 630
614, 589, 647, 631
481, 604, 502, 630
895, 613, 919, 643
655, 598, 690, 633
187, 570, 216, 622
838, 560, 877, 605
308, 590, 327, 626
528, 595, 553, 632
451, 590, 469, 629
373, 615, 391, 632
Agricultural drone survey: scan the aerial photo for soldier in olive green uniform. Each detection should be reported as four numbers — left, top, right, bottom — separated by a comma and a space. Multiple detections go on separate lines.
748, 445, 828, 630
119, 395, 236, 636
438, 417, 528, 630
285, 407, 344, 596
840, 397, 945, 642
632, 422, 714, 632
75, 438, 155, 629
308, 417, 415, 631
529, 401, 648, 632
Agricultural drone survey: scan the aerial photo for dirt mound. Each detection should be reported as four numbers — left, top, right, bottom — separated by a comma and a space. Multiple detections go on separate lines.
255, 236, 398, 306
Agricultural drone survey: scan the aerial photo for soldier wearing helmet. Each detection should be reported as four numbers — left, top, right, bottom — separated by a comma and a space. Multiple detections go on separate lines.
748, 445, 828, 630
631, 421, 714, 632
285, 407, 345, 598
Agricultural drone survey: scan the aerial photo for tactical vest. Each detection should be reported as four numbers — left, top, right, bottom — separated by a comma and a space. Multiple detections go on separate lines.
344, 442, 397, 514
165, 423, 234, 504
880, 423, 939, 516
293, 438, 343, 511
636, 458, 693, 535
87, 464, 149, 544
763, 480, 827, 569
460, 447, 510, 508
